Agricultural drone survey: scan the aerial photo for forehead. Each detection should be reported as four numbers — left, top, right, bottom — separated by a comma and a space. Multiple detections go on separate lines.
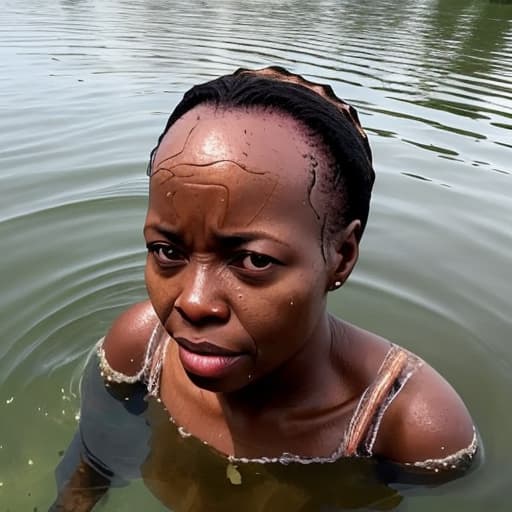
149, 106, 328, 231
152, 105, 325, 178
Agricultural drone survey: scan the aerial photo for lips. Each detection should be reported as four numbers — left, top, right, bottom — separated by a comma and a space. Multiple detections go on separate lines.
174, 337, 247, 379
174, 337, 241, 356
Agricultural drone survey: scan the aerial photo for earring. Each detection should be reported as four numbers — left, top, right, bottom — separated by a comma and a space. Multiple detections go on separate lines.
330, 281, 342, 291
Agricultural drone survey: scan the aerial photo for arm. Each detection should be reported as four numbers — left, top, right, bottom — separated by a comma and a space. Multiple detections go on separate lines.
50, 456, 110, 512
50, 301, 159, 511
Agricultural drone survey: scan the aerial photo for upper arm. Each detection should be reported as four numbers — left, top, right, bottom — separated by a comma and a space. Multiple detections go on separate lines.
373, 362, 476, 464
101, 300, 160, 377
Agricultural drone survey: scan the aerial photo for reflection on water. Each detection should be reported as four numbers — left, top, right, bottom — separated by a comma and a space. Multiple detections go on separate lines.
0, 0, 511, 510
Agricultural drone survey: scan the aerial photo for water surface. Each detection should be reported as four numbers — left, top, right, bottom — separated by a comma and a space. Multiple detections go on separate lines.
1, 0, 511, 510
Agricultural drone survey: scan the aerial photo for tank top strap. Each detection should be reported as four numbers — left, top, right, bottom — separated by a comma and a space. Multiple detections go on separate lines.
144, 322, 171, 398
342, 344, 422, 457
96, 321, 168, 386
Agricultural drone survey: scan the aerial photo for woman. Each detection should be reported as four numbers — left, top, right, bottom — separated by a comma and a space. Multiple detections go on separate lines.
52, 67, 478, 512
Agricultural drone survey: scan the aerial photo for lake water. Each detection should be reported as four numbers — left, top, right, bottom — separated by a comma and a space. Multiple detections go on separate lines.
0, 0, 511, 510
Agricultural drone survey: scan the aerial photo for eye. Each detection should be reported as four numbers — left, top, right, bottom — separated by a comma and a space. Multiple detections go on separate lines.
147, 243, 186, 267
233, 252, 278, 272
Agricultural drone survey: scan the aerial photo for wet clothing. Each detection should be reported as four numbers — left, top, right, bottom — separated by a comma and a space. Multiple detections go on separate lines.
56, 322, 478, 511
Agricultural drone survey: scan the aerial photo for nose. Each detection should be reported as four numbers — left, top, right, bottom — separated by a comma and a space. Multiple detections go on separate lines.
174, 262, 230, 326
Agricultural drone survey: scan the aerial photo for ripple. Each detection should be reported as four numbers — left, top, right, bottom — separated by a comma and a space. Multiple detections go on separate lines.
0, 252, 146, 387
1, 0, 511, 509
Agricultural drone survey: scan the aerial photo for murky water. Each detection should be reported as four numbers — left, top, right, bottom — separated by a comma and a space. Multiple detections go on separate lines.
0, 0, 511, 510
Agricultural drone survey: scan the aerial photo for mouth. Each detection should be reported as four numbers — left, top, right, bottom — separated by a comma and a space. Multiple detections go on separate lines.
174, 337, 248, 379
174, 337, 242, 356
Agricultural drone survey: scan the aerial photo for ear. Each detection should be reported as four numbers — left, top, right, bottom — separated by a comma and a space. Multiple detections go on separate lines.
326, 219, 361, 291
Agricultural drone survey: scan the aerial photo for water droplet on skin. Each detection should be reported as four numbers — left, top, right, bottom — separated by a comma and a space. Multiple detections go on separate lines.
290, 300, 294, 306
166, 191, 171, 197
248, 374, 252, 380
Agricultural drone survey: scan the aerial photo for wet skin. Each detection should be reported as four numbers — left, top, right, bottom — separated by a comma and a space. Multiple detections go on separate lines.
144, 105, 358, 386
100, 105, 475, 464
51, 84, 478, 512
115, 102, 475, 464
143, 105, 366, 455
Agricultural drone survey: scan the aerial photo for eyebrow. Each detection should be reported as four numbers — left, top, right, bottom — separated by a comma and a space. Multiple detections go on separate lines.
217, 231, 291, 249
144, 224, 291, 249
144, 225, 183, 244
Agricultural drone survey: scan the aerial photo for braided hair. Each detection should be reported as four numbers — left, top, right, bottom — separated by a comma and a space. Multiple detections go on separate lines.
147, 66, 375, 240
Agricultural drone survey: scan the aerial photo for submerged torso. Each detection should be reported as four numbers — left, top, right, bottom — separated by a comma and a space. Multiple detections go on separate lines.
142, 399, 403, 512
66, 321, 476, 511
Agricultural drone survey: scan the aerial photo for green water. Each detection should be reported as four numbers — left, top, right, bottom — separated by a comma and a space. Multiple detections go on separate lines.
0, 0, 511, 510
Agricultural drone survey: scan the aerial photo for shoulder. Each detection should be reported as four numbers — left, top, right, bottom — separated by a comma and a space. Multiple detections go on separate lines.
372, 355, 476, 464
101, 300, 160, 377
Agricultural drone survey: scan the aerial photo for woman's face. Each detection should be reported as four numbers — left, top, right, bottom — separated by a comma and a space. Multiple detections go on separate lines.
144, 105, 347, 392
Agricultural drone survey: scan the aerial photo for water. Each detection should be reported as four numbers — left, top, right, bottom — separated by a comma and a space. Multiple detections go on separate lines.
0, 0, 511, 510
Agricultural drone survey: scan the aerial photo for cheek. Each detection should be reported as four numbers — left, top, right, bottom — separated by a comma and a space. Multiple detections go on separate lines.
145, 262, 175, 323
282, 283, 326, 336
239, 273, 327, 349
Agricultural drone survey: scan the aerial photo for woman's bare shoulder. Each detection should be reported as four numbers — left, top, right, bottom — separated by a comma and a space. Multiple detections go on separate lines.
101, 300, 160, 377
372, 356, 476, 464
335, 320, 395, 377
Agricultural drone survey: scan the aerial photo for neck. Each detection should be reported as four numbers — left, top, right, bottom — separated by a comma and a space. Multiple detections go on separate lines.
217, 314, 348, 421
